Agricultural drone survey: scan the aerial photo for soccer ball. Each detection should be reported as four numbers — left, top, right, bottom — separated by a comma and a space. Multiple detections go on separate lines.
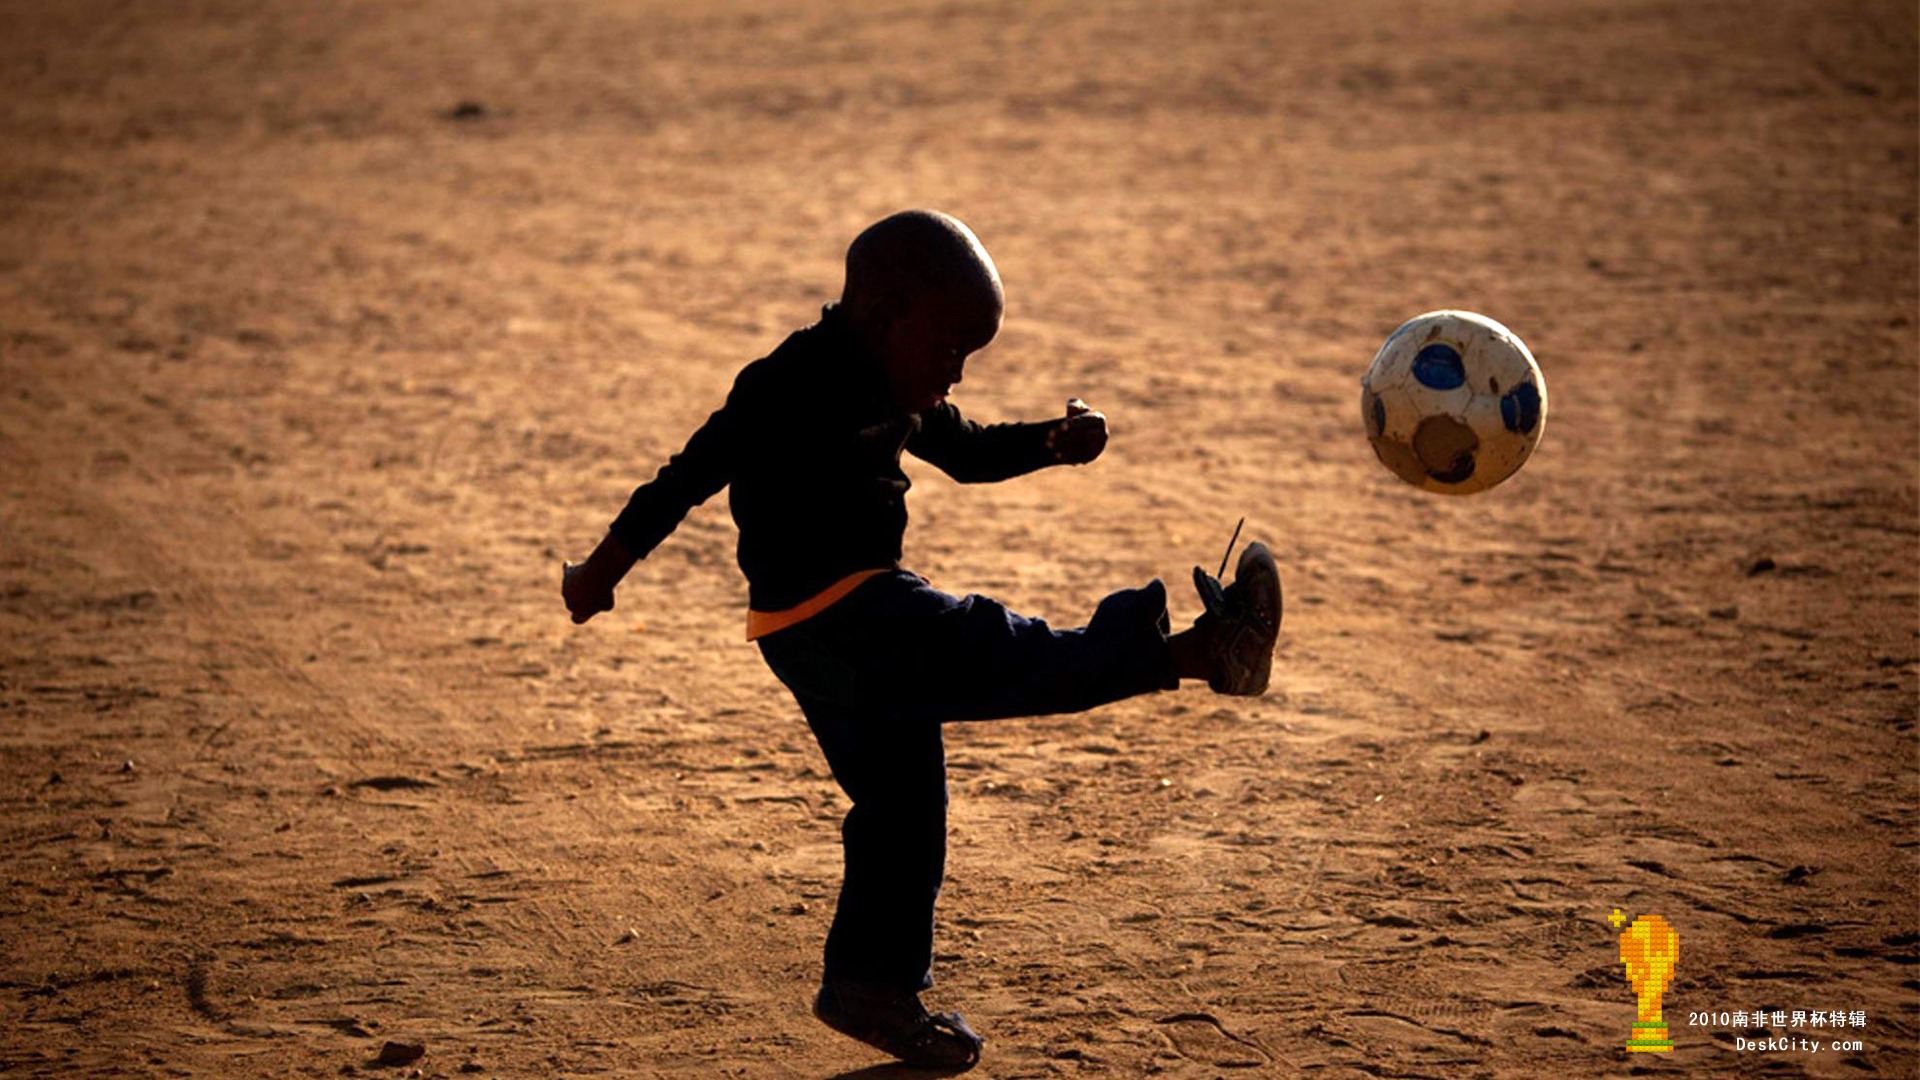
1359, 310, 1548, 495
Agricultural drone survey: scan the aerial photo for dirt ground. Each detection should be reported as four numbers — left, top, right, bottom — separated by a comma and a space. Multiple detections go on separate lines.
2, 0, 1915, 1076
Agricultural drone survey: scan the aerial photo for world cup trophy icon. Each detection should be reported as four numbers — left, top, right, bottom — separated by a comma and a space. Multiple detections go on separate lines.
1618, 912, 1679, 1052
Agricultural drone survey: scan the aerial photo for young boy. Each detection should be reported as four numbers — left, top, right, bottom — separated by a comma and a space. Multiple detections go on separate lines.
563, 210, 1281, 1069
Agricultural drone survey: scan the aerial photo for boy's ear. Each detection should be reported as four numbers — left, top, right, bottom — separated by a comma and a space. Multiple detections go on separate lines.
865, 290, 905, 330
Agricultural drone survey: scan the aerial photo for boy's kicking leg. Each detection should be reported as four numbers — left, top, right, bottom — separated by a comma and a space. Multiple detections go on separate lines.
891, 541, 1283, 722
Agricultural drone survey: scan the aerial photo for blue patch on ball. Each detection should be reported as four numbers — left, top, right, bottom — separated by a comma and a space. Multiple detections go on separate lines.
1500, 382, 1542, 433
1411, 344, 1466, 390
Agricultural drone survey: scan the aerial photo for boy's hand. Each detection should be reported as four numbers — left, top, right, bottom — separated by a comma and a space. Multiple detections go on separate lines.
562, 561, 616, 624
562, 534, 636, 625
1047, 397, 1108, 465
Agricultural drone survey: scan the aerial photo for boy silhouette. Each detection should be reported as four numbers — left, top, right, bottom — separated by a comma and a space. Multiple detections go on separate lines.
564, 209, 1280, 1069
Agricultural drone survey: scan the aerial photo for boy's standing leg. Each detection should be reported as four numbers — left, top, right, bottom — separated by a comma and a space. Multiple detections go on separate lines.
760, 623, 977, 1067
795, 691, 948, 995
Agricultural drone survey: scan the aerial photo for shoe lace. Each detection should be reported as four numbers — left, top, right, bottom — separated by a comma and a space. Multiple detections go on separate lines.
1192, 516, 1246, 619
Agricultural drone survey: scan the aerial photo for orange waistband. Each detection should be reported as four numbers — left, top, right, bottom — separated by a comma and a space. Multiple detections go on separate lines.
745, 569, 890, 641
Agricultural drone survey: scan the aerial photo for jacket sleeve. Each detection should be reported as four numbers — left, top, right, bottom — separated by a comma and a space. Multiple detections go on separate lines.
905, 402, 1058, 484
607, 370, 753, 558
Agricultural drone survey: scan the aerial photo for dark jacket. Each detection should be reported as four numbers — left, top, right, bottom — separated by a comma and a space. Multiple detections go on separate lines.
610, 306, 1059, 611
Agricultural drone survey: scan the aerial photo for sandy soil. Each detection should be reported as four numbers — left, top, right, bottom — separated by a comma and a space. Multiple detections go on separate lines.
2, 0, 1916, 1076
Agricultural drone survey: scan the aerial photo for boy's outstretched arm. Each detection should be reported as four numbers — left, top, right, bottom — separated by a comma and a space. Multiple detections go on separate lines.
563, 372, 751, 625
909, 397, 1109, 482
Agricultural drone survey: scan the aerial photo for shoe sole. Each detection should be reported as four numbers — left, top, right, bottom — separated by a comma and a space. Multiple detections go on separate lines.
1223, 542, 1281, 696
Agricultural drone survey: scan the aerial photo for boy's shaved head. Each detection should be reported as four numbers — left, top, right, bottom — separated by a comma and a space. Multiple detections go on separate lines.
840, 210, 1006, 413
842, 209, 1003, 319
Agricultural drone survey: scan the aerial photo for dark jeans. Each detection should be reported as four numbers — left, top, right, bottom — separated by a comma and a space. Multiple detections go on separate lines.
756, 571, 1179, 992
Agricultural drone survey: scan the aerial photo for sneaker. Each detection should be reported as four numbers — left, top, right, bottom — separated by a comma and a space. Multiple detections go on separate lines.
813, 979, 983, 1070
1192, 540, 1282, 696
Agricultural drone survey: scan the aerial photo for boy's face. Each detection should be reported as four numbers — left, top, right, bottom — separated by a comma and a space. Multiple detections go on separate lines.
875, 288, 1003, 413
